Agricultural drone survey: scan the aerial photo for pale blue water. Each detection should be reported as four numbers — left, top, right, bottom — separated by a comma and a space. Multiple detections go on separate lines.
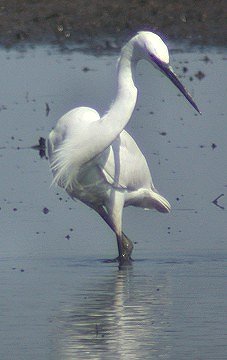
0, 45, 226, 359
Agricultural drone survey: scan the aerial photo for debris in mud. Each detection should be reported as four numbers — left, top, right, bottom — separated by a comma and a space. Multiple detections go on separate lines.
159, 131, 167, 136
195, 70, 205, 80
34, 137, 46, 149
45, 102, 50, 116
31, 137, 47, 158
199, 143, 217, 150
201, 55, 211, 63
16, 31, 28, 41
42, 207, 50, 214
12, 267, 25, 272
82, 66, 90, 72
212, 194, 225, 210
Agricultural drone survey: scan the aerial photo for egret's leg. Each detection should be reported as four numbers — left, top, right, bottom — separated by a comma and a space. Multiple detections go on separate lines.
96, 206, 133, 260
86, 194, 133, 262
105, 192, 133, 264
122, 233, 134, 259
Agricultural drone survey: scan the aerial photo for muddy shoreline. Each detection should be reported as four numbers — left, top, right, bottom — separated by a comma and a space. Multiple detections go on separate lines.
0, 0, 226, 49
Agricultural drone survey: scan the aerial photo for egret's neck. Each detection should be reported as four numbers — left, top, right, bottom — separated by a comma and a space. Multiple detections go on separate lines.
102, 47, 138, 135
83, 44, 138, 163
116, 55, 137, 109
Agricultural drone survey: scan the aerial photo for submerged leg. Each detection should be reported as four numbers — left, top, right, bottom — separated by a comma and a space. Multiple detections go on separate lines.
122, 232, 134, 260
91, 201, 133, 263
107, 192, 133, 264
99, 206, 133, 262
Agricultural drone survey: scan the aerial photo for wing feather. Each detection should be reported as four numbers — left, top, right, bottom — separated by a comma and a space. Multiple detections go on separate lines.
99, 130, 154, 191
48, 107, 100, 189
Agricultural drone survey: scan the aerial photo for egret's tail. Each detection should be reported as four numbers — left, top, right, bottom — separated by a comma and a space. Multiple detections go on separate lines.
48, 132, 79, 191
150, 191, 171, 213
127, 188, 171, 213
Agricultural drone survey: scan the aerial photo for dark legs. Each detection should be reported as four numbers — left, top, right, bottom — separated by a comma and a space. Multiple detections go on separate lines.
93, 204, 134, 264
121, 232, 134, 261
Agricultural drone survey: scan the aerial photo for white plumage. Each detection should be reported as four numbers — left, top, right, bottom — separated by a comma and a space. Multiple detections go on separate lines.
48, 31, 200, 265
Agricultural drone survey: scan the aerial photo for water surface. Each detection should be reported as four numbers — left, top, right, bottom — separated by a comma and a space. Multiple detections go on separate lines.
0, 45, 226, 359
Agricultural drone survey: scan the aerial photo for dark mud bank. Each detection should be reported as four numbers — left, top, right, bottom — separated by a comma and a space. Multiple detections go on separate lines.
0, 0, 226, 48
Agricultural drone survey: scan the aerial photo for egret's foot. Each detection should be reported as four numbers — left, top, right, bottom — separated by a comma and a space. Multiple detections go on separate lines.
122, 232, 134, 259
118, 254, 133, 269
103, 255, 133, 264
103, 257, 119, 263
103, 233, 134, 266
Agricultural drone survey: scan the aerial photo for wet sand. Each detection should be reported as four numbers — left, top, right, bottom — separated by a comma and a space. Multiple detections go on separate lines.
0, 0, 227, 48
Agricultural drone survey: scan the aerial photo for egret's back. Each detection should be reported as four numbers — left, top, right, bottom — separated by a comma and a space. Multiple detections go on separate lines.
48, 107, 100, 189
48, 106, 170, 213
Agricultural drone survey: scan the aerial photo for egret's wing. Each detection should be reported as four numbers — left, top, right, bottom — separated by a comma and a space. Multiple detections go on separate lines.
99, 130, 171, 213
48, 107, 101, 188
99, 130, 155, 191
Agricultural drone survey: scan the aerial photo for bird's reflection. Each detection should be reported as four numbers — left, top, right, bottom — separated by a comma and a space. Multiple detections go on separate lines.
55, 265, 171, 359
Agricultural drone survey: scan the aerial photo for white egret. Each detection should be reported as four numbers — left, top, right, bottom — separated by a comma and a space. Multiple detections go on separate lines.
48, 31, 200, 265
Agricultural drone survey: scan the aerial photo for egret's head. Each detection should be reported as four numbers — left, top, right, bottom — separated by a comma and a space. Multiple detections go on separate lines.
134, 31, 169, 64
131, 31, 201, 114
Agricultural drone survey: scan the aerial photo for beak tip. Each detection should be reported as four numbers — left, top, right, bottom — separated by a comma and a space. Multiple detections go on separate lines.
195, 106, 202, 115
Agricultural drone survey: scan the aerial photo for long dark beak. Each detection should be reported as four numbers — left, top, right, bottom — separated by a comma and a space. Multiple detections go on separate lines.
157, 60, 201, 114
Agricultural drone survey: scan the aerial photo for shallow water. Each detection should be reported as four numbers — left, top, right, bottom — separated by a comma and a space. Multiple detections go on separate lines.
0, 45, 226, 359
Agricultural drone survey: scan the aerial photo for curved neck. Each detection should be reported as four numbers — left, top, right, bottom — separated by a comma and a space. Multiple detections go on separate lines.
114, 53, 138, 120
97, 45, 138, 144
81, 43, 138, 164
